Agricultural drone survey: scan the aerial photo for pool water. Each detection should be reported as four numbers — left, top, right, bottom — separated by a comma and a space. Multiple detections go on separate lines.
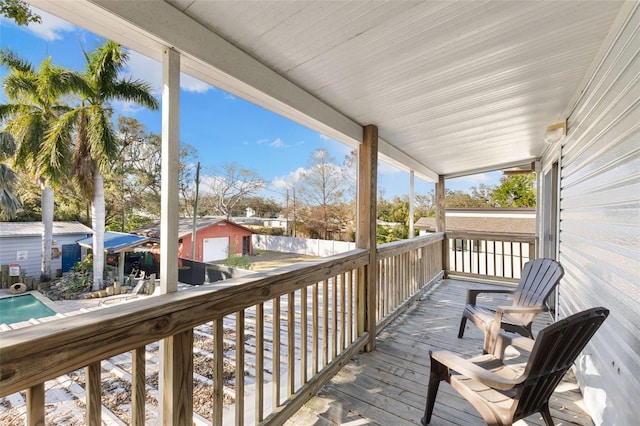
0, 294, 57, 324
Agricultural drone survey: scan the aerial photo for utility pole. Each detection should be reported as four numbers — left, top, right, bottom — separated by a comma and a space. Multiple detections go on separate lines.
285, 189, 290, 236
190, 162, 201, 260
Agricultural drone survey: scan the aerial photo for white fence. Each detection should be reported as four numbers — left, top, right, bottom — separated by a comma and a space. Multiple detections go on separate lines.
252, 235, 356, 257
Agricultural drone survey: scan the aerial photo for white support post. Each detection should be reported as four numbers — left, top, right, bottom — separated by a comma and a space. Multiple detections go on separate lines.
159, 47, 192, 426
160, 47, 180, 294
409, 170, 415, 238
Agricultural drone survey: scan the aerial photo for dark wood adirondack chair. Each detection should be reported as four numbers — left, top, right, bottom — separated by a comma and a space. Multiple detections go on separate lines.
458, 258, 564, 352
423, 307, 609, 426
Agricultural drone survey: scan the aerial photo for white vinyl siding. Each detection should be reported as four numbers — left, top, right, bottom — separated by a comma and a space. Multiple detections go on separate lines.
556, 5, 639, 425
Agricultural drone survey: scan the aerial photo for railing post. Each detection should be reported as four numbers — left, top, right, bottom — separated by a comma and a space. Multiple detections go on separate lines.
357, 125, 378, 352
436, 175, 447, 276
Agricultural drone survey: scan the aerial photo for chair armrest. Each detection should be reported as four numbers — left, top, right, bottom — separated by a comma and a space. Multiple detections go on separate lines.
495, 305, 546, 315
492, 332, 535, 357
430, 350, 521, 391
467, 288, 514, 304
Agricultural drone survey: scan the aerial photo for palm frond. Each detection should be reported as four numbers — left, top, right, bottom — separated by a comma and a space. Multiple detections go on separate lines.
0, 163, 22, 220
111, 80, 159, 110
0, 48, 34, 73
87, 106, 117, 170
0, 132, 16, 159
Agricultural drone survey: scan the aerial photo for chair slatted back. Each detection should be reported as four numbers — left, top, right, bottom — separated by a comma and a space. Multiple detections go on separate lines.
511, 258, 564, 323
514, 307, 609, 420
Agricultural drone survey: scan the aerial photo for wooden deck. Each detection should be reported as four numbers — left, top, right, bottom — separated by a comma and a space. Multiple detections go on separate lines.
286, 278, 593, 426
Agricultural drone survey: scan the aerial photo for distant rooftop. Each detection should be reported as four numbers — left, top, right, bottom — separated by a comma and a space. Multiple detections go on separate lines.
0, 221, 93, 238
415, 208, 535, 234
131, 217, 253, 239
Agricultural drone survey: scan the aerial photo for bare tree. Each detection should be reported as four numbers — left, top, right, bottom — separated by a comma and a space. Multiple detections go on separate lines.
205, 163, 265, 219
298, 148, 351, 239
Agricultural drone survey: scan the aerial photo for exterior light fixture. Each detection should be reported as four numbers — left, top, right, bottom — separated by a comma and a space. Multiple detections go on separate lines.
544, 121, 566, 144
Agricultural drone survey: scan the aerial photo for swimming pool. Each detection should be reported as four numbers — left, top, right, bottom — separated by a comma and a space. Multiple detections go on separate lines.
0, 293, 57, 325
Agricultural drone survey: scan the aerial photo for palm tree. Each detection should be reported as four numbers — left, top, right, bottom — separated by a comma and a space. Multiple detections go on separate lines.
0, 49, 83, 280
0, 132, 22, 220
49, 41, 158, 290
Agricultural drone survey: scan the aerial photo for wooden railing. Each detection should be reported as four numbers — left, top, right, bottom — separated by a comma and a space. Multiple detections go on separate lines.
0, 234, 444, 425
445, 231, 537, 282
376, 233, 444, 330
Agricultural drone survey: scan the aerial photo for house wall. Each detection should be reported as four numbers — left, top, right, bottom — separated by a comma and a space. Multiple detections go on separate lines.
181, 222, 253, 261
0, 234, 89, 279
551, 5, 639, 425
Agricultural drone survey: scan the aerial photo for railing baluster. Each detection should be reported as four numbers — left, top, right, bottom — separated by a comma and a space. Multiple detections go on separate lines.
131, 346, 146, 426
86, 361, 101, 425
272, 296, 281, 409
301, 286, 308, 384
213, 320, 224, 426
312, 282, 318, 376
347, 270, 353, 345
255, 303, 264, 424
340, 272, 346, 353
287, 292, 295, 397
235, 311, 245, 426
322, 279, 329, 367
332, 275, 338, 360
26, 382, 44, 426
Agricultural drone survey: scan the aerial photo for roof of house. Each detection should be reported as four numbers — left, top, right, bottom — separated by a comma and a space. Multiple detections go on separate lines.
131, 217, 254, 239
416, 209, 535, 234
76, 232, 150, 253
0, 221, 93, 238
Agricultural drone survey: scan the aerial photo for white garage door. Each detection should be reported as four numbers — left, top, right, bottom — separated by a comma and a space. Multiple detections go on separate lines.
203, 237, 229, 262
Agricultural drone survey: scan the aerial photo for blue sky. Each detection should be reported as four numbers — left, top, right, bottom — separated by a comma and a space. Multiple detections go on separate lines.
0, 7, 500, 204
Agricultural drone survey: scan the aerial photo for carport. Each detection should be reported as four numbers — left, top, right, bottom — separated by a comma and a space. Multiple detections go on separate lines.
76, 232, 150, 285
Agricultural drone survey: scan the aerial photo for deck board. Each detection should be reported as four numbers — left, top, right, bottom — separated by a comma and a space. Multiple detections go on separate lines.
286, 278, 593, 426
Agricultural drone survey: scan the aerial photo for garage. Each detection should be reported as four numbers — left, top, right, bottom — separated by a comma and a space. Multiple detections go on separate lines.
202, 237, 229, 262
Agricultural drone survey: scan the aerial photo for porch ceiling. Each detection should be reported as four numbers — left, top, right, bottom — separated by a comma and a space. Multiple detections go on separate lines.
29, 0, 627, 179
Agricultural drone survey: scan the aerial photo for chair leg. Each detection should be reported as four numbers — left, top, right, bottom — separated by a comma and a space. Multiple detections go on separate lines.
540, 403, 555, 426
458, 316, 467, 338
422, 359, 447, 425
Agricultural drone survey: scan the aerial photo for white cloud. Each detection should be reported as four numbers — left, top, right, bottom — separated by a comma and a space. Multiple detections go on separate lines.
256, 138, 269, 144
272, 168, 306, 189
271, 137, 293, 148
319, 133, 332, 141
14, 8, 76, 41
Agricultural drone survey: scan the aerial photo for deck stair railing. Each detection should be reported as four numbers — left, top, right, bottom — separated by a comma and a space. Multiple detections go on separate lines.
0, 233, 443, 425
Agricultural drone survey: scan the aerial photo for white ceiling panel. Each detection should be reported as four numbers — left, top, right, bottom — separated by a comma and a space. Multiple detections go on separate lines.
29, 0, 630, 179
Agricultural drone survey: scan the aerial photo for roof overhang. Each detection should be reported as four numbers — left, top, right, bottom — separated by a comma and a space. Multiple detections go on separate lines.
76, 232, 150, 254
26, 0, 632, 181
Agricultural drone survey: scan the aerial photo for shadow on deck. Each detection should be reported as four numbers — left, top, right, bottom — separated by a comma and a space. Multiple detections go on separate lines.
286, 278, 593, 426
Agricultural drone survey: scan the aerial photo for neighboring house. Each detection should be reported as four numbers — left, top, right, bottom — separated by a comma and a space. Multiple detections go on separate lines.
132, 217, 253, 262
0, 221, 93, 279
415, 208, 536, 235
232, 209, 289, 232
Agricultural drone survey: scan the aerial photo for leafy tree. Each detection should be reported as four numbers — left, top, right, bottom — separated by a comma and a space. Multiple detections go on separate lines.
0, 49, 83, 280
0, 132, 21, 219
0, 0, 40, 26
47, 41, 158, 290
297, 148, 351, 240
178, 143, 199, 217
232, 195, 283, 218
492, 173, 536, 207
204, 162, 265, 219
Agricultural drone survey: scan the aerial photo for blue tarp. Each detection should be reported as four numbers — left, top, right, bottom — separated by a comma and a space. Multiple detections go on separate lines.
76, 231, 150, 253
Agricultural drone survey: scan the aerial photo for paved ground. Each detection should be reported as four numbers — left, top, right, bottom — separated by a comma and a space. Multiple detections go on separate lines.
247, 250, 318, 272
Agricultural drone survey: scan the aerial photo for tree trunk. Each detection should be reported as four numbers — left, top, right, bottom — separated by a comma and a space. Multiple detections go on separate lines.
91, 172, 106, 291
40, 183, 54, 282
